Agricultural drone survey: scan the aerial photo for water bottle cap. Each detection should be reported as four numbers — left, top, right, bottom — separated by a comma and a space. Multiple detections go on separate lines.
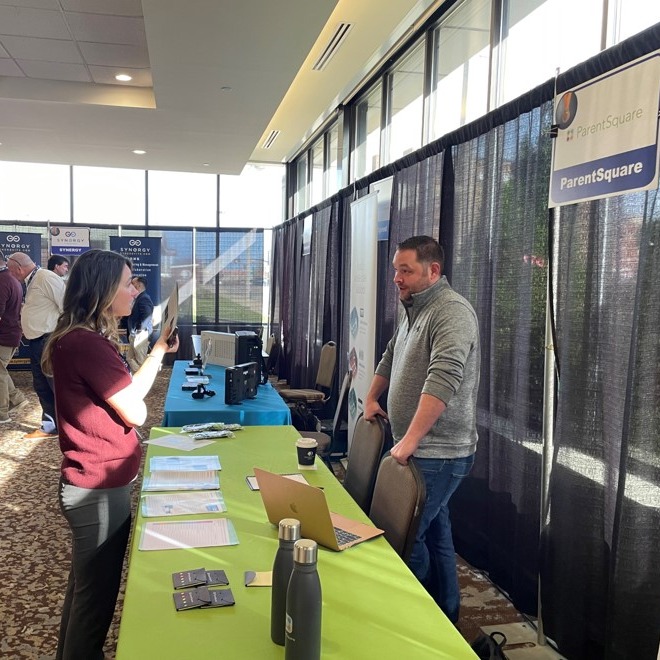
293, 538, 318, 564
278, 518, 301, 541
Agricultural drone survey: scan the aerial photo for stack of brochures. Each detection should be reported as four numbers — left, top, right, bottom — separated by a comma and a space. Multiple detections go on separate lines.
142, 455, 221, 491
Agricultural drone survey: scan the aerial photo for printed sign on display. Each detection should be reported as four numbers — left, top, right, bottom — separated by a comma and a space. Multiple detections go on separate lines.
109, 236, 162, 307
0, 232, 42, 370
0, 231, 41, 263
549, 50, 660, 207
50, 226, 91, 256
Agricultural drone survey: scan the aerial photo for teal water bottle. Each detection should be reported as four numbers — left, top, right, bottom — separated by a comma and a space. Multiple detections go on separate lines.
271, 518, 301, 645
285, 539, 322, 660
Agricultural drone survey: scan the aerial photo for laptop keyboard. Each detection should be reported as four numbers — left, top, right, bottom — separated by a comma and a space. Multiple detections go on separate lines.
334, 526, 360, 546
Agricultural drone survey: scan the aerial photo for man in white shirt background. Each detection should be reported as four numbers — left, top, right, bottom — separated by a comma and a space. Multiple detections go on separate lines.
47, 254, 70, 278
7, 251, 65, 439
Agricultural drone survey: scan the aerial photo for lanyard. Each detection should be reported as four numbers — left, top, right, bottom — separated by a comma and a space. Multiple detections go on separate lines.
25, 266, 39, 289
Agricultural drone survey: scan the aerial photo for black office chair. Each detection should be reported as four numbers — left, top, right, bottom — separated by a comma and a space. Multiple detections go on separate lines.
342, 414, 388, 514
369, 454, 426, 561
264, 334, 281, 377
302, 370, 350, 465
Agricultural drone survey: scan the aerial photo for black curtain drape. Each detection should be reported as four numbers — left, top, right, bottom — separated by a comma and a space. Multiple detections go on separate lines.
448, 101, 552, 614
543, 188, 660, 660
270, 22, 660, 660
382, 154, 443, 361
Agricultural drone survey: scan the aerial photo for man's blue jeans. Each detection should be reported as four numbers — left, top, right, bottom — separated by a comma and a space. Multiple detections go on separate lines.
407, 454, 474, 623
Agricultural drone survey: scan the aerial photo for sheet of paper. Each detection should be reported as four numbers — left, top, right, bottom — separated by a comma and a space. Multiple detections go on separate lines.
150, 455, 221, 472
246, 473, 308, 491
139, 518, 238, 551
141, 491, 227, 517
142, 470, 220, 491
185, 375, 210, 384
144, 435, 215, 451
161, 281, 179, 342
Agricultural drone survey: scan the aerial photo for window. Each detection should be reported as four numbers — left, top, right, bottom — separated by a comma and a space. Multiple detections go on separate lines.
220, 163, 284, 229
495, 0, 603, 105
148, 170, 217, 227
73, 166, 145, 225
0, 161, 70, 222
430, 0, 491, 140
352, 82, 382, 181
385, 40, 425, 163
607, 0, 660, 45
311, 138, 324, 206
293, 154, 309, 215
325, 122, 340, 196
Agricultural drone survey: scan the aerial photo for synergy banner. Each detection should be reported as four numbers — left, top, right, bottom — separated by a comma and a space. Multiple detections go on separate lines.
109, 236, 162, 304
0, 231, 41, 263
49, 226, 91, 256
0, 232, 42, 370
347, 192, 378, 449
549, 49, 660, 207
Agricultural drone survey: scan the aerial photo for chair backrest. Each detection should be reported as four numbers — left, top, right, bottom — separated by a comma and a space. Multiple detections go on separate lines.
369, 454, 426, 561
330, 370, 350, 431
265, 336, 280, 374
315, 341, 336, 390
342, 414, 387, 513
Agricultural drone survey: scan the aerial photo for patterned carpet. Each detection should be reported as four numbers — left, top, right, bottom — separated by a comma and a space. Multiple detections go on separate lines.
0, 367, 523, 659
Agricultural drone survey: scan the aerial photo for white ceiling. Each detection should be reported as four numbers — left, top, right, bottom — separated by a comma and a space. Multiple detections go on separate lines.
0, 0, 442, 175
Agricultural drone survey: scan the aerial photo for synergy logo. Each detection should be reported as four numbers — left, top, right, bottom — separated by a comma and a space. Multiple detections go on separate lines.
6, 235, 20, 242
129, 239, 142, 247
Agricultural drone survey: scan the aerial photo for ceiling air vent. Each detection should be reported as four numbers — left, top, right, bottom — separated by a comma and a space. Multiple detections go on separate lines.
262, 130, 281, 149
312, 23, 352, 71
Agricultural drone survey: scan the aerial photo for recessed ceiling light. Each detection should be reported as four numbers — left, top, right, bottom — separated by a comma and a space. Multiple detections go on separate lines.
220, 86, 232, 91
202, 163, 210, 167
115, 73, 132, 82
132, 149, 146, 155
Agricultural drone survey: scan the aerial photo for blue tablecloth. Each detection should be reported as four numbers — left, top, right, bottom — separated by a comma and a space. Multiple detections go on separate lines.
162, 360, 291, 426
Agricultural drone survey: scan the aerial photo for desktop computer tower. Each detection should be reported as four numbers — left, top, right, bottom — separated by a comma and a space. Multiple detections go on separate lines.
235, 331, 262, 365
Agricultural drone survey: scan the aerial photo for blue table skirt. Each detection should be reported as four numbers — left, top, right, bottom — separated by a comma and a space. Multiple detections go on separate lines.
162, 360, 291, 426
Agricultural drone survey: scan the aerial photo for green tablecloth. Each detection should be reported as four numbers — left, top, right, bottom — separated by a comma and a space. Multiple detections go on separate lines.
116, 426, 477, 659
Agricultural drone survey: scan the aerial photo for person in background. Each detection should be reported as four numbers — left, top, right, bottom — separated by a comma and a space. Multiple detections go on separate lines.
0, 250, 28, 423
41, 249, 178, 660
125, 275, 154, 371
7, 251, 65, 439
47, 255, 70, 278
364, 235, 480, 625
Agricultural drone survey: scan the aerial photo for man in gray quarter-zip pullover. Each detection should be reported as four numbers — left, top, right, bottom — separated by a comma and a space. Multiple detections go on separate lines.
365, 235, 480, 624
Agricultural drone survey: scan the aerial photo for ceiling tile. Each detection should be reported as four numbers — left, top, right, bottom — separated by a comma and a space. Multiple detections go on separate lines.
65, 12, 146, 46
61, 0, 143, 17
18, 59, 91, 82
0, 58, 25, 76
89, 65, 152, 87
0, 6, 70, 39
0, 42, 10, 57
78, 41, 149, 68
1, 36, 84, 63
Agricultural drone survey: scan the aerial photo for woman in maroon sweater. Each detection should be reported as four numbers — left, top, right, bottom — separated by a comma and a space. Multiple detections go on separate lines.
42, 249, 178, 660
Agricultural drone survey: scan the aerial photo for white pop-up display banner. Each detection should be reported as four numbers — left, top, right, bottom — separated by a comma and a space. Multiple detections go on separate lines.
347, 192, 379, 449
